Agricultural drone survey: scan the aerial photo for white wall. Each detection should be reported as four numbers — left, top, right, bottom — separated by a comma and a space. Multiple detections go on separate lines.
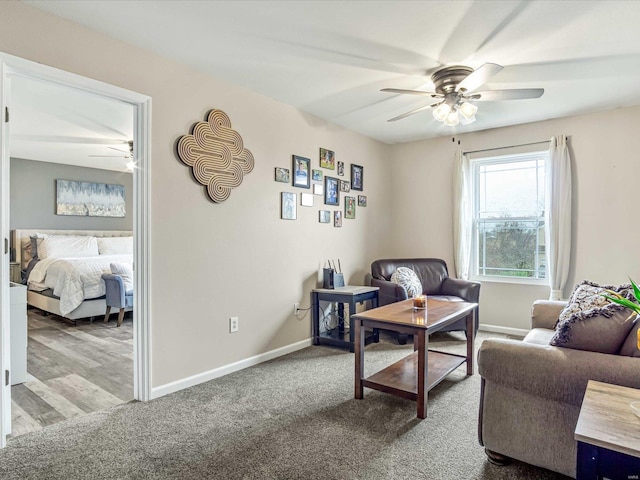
389, 105, 640, 330
0, 2, 392, 388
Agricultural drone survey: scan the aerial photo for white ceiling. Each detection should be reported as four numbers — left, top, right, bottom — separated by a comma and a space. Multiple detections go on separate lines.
22, 0, 640, 145
10, 76, 134, 171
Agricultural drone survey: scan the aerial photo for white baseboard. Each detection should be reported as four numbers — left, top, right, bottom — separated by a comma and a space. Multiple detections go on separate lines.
151, 338, 313, 400
479, 323, 529, 337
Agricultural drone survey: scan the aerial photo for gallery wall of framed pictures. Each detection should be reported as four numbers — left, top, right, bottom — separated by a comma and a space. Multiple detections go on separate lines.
275, 147, 367, 226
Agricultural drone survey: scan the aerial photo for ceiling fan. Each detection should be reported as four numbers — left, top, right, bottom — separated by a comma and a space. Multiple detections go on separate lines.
381, 63, 544, 126
89, 140, 134, 159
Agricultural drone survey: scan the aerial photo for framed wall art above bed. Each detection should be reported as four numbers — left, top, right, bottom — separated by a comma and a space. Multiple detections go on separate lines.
56, 179, 126, 217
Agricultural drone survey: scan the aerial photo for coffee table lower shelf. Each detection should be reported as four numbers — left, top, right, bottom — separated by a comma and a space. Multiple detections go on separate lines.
362, 350, 467, 400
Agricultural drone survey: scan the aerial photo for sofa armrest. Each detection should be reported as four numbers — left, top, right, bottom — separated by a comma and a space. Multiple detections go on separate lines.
478, 339, 640, 407
370, 278, 407, 306
441, 277, 481, 303
531, 300, 567, 329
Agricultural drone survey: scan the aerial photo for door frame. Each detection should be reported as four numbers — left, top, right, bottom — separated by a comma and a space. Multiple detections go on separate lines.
0, 51, 152, 447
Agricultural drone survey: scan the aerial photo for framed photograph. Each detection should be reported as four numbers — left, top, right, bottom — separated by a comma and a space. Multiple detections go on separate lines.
313, 183, 323, 196
324, 176, 339, 206
292, 155, 310, 189
301, 193, 313, 207
345, 196, 356, 219
319, 210, 331, 223
274, 167, 290, 183
337, 161, 344, 176
281, 192, 297, 220
319, 148, 335, 170
56, 179, 125, 217
312, 169, 323, 181
334, 210, 342, 227
340, 180, 350, 192
358, 195, 367, 207
351, 164, 363, 191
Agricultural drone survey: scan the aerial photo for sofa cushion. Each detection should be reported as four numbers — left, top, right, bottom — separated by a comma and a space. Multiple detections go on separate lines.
524, 328, 555, 346
390, 267, 422, 298
619, 317, 640, 357
550, 280, 636, 354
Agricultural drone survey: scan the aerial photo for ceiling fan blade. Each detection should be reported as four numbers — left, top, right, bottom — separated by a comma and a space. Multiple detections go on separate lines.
12, 134, 130, 145
471, 88, 544, 101
108, 146, 129, 153
380, 88, 440, 97
457, 63, 504, 92
387, 103, 439, 122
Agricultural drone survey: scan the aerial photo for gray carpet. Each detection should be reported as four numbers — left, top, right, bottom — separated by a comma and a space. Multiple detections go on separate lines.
0, 331, 569, 479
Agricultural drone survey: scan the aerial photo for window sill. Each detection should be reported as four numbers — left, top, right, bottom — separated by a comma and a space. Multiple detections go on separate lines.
470, 275, 548, 287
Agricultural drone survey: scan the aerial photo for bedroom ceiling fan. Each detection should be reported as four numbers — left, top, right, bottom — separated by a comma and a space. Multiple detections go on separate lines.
381, 63, 544, 126
88, 140, 135, 170
89, 140, 134, 159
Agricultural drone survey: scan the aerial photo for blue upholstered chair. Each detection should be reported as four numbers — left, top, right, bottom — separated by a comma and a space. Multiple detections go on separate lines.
101, 273, 133, 327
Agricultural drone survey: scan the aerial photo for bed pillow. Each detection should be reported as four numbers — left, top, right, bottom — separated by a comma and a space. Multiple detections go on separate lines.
26, 233, 48, 260
97, 236, 133, 255
390, 267, 423, 298
110, 262, 134, 292
550, 280, 636, 353
38, 235, 99, 259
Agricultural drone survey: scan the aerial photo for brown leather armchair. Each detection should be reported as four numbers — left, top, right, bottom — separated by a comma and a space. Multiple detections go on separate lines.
367, 258, 480, 343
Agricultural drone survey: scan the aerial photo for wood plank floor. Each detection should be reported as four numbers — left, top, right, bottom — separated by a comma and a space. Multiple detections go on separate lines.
9, 308, 133, 438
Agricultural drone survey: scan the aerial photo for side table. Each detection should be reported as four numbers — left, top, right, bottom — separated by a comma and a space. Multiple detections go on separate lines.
311, 285, 379, 352
575, 380, 640, 480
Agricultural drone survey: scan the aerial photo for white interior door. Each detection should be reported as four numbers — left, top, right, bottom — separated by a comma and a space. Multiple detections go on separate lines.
0, 59, 11, 447
0, 52, 152, 448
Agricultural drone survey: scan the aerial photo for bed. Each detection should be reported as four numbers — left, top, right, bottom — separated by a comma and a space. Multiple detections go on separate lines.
12, 229, 133, 322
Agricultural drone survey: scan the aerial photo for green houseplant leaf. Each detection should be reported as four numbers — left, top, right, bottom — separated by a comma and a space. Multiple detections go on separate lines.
602, 280, 640, 315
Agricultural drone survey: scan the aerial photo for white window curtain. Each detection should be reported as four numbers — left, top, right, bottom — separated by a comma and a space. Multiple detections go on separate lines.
453, 150, 472, 279
545, 135, 572, 300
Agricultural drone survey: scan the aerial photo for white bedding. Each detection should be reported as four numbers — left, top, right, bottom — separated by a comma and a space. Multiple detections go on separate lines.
28, 254, 133, 316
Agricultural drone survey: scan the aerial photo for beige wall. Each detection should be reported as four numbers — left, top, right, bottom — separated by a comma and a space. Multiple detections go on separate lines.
389, 105, 640, 330
0, 2, 392, 387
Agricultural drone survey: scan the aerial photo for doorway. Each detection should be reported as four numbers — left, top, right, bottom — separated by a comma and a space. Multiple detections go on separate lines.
0, 53, 151, 447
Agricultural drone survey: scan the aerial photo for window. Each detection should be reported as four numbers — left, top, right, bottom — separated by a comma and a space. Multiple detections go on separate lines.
471, 151, 548, 282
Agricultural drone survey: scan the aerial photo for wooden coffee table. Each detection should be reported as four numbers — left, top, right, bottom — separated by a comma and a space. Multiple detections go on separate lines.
352, 297, 477, 419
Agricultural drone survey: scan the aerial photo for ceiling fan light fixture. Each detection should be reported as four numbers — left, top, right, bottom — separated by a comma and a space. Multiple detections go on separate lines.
444, 110, 460, 127
432, 102, 451, 122
459, 114, 476, 125
458, 101, 478, 119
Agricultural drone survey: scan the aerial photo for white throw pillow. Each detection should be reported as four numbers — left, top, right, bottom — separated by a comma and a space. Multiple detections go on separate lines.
390, 267, 423, 298
97, 236, 133, 255
110, 262, 134, 292
38, 235, 99, 259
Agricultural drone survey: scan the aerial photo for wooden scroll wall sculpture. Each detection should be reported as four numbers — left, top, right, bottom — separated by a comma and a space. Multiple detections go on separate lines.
177, 109, 255, 203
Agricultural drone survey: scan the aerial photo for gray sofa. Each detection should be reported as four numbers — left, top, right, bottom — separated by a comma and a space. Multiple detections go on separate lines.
478, 300, 640, 478
367, 258, 480, 344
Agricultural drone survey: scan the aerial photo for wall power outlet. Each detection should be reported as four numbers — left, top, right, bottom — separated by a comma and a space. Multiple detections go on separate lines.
294, 303, 300, 316
229, 316, 239, 333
